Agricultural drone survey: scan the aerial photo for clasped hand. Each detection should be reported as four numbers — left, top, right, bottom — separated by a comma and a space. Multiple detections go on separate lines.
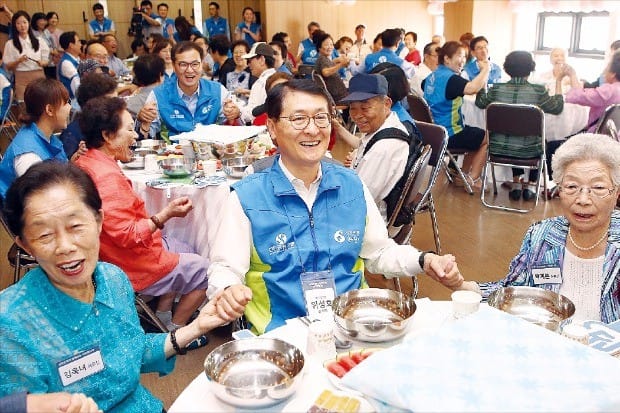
423, 253, 464, 289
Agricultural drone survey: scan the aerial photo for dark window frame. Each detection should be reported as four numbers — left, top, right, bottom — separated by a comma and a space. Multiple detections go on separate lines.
535, 11, 609, 60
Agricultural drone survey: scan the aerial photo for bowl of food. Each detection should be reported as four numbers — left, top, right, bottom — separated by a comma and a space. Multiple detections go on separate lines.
121, 148, 157, 169
487, 286, 575, 331
190, 140, 218, 160
204, 337, 305, 408
332, 288, 417, 342
158, 157, 195, 177
135, 139, 165, 152
222, 156, 252, 178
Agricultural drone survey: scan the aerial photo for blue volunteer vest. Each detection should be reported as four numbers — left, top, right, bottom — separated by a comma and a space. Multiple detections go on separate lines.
204, 17, 228, 39
424, 64, 464, 136
57, 53, 79, 99
233, 158, 368, 334
153, 78, 222, 136
0, 123, 68, 198
89, 18, 113, 35
301, 38, 318, 65
463, 60, 502, 84
364, 48, 405, 73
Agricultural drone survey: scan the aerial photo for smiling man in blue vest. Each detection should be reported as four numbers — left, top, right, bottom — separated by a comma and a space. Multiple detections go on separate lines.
206, 79, 466, 335
138, 41, 241, 137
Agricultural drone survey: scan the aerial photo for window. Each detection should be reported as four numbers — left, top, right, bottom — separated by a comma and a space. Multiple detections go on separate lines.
536, 11, 609, 58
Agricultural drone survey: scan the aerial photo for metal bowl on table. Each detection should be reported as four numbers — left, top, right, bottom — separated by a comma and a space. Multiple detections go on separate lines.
204, 338, 305, 408
135, 139, 165, 152
121, 148, 157, 169
158, 157, 195, 177
487, 286, 575, 331
332, 288, 417, 342
222, 156, 252, 178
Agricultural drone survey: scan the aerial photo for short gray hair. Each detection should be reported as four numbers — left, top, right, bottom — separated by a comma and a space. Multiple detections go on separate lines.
552, 133, 620, 185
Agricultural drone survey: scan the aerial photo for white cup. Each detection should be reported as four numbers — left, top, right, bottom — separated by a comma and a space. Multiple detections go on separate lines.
203, 159, 217, 176
306, 320, 337, 362
561, 323, 590, 345
451, 290, 482, 319
144, 154, 159, 173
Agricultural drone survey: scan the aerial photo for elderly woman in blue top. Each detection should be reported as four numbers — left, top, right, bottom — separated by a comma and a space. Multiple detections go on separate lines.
0, 162, 232, 412
0, 78, 70, 199
207, 79, 466, 335
456, 133, 620, 323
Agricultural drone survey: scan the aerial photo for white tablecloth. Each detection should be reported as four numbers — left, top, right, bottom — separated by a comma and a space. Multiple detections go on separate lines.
122, 168, 236, 259
462, 95, 590, 142
168, 299, 620, 412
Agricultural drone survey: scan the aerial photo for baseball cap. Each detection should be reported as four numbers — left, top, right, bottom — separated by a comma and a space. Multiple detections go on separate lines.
341, 73, 388, 102
242, 42, 275, 59
77, 59, 102, 77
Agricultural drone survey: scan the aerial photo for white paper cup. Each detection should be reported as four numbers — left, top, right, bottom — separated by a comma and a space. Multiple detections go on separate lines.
451, 290, 482, 319
203, 159, 217, 176
306, 320, 336, 362
561, 323, 590, 345
144, 154, 159, 173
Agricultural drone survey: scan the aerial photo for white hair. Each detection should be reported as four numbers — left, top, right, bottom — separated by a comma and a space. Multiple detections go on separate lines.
551, 133, 620, 185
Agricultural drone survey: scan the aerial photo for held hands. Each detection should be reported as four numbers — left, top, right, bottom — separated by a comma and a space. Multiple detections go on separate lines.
223, 98, 241, 121
26, 392, 101, 413
216, 284, 253, 320
422, 253, 464, 290
137, 101, 158, 124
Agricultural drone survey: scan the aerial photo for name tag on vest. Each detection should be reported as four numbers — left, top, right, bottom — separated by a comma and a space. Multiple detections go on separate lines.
531, 267, 562, 284
57, 346, 105, 386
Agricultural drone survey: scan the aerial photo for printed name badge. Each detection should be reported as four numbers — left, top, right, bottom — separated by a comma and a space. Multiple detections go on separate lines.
57, 346, 105, 387
301, 270, 336, 322
531, 267, 562, 285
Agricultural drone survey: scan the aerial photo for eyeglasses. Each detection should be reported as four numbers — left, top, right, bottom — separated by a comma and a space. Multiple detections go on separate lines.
176, 61, 201, 71
559, 184, 617, 198
279, 112, 332, 130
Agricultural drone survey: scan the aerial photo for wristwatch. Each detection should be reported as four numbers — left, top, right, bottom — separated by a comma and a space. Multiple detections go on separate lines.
418, 251, 436, 270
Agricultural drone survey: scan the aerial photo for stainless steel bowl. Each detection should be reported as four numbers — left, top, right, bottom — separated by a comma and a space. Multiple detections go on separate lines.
487, 286, 575, 331
121, 148, 157, 169
222, 156, 252, 178
204, 338, 305, 408
158, 157, 195, 177
332, 288, 417, 342
135, 139, 165, 151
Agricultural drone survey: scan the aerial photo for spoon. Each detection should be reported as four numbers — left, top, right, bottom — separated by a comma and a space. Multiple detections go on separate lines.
299, 316, 353, 350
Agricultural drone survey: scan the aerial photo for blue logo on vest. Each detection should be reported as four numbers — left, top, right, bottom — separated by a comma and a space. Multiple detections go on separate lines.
334, 231, 345, 243
269, 233, 295, 255
378, 56, 387, 63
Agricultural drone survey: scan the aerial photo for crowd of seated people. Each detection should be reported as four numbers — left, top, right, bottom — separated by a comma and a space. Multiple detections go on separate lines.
1, 4, 620, 409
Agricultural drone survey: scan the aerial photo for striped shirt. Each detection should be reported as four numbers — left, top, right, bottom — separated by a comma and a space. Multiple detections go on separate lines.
479, 211, 620, 323
475, 77, 564, 157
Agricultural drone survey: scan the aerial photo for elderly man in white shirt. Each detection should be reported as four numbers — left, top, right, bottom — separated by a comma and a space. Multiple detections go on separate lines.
410, 42, 440, 96
207, 78, 465, 334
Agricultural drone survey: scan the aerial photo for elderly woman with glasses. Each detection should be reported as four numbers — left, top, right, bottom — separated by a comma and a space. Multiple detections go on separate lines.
457, 133, 620, 323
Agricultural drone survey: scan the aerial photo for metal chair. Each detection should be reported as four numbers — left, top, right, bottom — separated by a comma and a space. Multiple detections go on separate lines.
0, 208, 38, 285
595, 103, 620, 141
0, 87, 18, 141
296, 64, 314, 79
481, 102, 547, 213
411, 121, 450, 254
386, 144, 432, 298
135, 294, 169, 333
406, 93, 473, 194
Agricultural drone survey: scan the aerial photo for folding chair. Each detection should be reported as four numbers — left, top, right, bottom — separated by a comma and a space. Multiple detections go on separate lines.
311, 70, 355, 134
595, 103, 620, 141
296, 64, 314, 79
135, 294, 169, 333
481, 102, 547, 213
0, 209, 38, 285
406, 93, 473, 194
411, 121, 450, 254
0, 87, 18, 141
386, 144, 432, 298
